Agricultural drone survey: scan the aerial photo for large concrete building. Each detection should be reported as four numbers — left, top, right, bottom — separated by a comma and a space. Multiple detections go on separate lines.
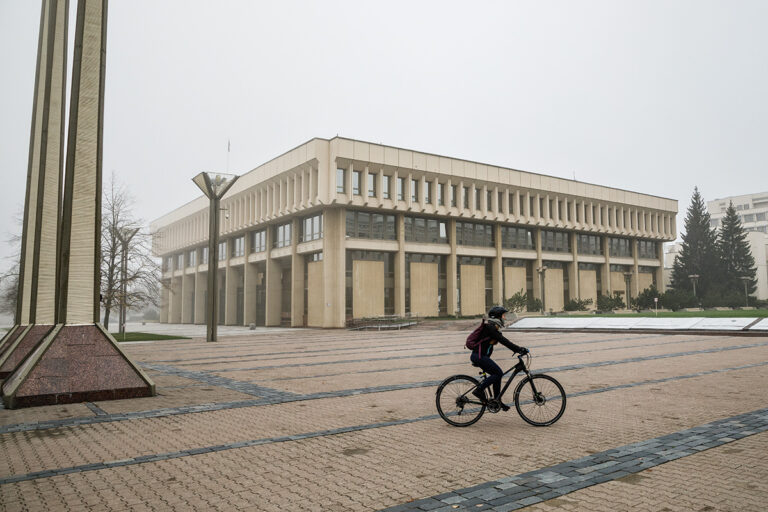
151, 137, 677, 327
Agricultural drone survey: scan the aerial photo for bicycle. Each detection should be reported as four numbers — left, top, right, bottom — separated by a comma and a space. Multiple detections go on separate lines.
435, 352, 566, 427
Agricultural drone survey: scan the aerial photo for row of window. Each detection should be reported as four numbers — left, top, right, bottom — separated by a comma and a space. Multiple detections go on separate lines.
336, 169, 668, 234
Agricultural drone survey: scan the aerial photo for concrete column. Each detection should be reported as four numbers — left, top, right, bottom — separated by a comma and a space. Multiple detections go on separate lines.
394, 213, 406, 316
224, 265, 240, 325
291, 218, 304, 327
569, 232, 579, 301
181, 273, 195, 324
160, 283, 169, 323
169, 277, 182, 323
194, 271, 206, 324
265, 227, 282, 326
632, 239, 640, 298
656, 242, 665, 292
533, 229, 543, 300
243, 262, 257, 326
514, 190, 521, 220
493, 224, 503, 304
322, 207, 346, 327
602, 235, 612, 295
447, 219, 458, 315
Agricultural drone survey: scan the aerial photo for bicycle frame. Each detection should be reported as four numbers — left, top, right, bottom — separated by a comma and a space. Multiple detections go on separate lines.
465, 354, 534, 403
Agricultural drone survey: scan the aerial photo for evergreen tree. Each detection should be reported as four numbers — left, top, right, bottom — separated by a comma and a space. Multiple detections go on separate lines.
670, 187, 722, 297
717, 201, 757, 297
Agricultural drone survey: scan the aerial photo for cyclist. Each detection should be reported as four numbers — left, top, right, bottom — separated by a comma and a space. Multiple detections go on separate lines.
471, 306, 528, 411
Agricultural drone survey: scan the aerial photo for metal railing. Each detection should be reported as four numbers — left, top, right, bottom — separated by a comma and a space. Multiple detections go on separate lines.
346, 313, 421, 330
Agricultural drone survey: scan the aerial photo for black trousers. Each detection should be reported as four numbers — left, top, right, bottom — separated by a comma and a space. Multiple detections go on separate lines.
470, 352, 503, 398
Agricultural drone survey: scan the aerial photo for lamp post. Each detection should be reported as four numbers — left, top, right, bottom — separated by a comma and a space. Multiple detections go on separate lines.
537, 265, 548, 314
623, 271, 634, 310
739, 276, 751, 308
688, 274, 700, 298
116, 227, 139, 340
192, 172, 239, 342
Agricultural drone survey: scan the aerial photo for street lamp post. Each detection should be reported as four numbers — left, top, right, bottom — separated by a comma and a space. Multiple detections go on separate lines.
688, 274, 700, 298
192, 172, 239, 342
537, 266, 548, 314
739, 276, 751, 308
116, 227, 139, 340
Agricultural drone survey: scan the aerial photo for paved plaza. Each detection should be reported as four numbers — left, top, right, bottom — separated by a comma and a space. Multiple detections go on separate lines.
1, 323, 767, 511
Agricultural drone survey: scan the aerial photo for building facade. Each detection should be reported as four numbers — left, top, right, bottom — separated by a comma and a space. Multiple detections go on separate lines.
151, 137, 678, 327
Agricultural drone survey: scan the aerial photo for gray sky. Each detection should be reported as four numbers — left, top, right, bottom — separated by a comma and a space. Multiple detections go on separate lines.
1, 0, 767, 271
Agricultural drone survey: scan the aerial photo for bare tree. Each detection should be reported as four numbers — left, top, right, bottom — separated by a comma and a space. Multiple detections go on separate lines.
101, 175, 163, 330
0, 211, 22, 320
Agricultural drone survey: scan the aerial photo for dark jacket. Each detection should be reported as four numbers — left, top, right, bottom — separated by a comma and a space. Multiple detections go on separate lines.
472, 322, 523, 358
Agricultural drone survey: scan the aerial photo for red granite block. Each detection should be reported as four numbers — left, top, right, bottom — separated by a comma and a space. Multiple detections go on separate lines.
0, 325, 55, 379
0, 326, 26, 358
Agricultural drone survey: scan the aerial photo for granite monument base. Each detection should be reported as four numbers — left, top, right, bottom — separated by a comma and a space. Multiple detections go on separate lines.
0, 325, 54, 379
2, 324, 155, 409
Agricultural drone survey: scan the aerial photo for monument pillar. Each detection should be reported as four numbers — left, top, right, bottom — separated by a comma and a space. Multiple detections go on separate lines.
2, 0, 155, 408
0, 0, 68, 377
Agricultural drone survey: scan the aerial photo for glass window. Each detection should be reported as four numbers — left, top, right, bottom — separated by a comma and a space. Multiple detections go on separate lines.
475, 188, 481, 209
404, 215, 448, 243
164, 256, 172, 271
274, 223, 292, 248
232, 236, 245, 257
336, 168, 346, 194
501, 226, 535, 250
756, 212, 766, 221
411, 178, 419, 202
498, 191, 503, 211
346, 211, 397, 240
383, 175, 391, 199
251, 230, 266, 252
438, 183, 444, 206
577, 234, 602, 255
176, 253, 184, 270
451, 185, 457, 207
352, 170, 361, 195
541, 230, 571, 252
743, 214, 755, 223
201, 247, 209, 265
397, 177, 405, 201
456, 221, 494, 247
218, 241, 227, 260
463, 186, 469, 208
609, 237, 632, 257
367, 173, 376, 197
638, 240, 657, 259
187, 250, 196, 267
301, 214, 323, 242
425, 182, 432, 204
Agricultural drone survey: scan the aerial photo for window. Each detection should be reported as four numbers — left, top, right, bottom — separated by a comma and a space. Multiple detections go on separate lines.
218, 241, 227, 260
463, 186, 469, 208
201, 247, 209, 265
475, 188, 481, 209
577, 234, 602, 255
164, 256, 172, 272
251, 230, 266, 253
425, 182, 432, 204
501, 226, 535, 250
352, 170, 361, 195
487, 190, 492, 210
301, 214, 323, 242
274, 223, 292, 248
756, 212, 766, 221
404, 216, 448, 243
451, 185, 457, 207
346, 211, 397, 240
383, 175, 391, 199
541, 230, 570, 252
743, 214, 755, 223
336, 168, 346, 194
509, 193, 515, 214
437, 183, 445, 206
397, 177, 405, 201
638, 240, 657, 259
176, 253, 184, 269
187, 250, 196, 267
367, 173, 376, 197
609, 237, 632, 257
498, 191, 503, 211
411, 178, 419, 202
456, 221, 494, 247
232, 236, 245, 257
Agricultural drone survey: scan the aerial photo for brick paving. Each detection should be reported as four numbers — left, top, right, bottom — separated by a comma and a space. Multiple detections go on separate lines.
1, 326, 767, 511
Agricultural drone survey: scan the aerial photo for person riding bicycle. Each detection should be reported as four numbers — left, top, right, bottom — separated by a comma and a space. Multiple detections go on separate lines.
471, 306, 528, 411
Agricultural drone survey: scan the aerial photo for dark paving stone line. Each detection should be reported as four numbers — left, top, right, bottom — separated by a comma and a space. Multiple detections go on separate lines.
205, 334, 704, 373
379, 407, 768, 511
138, 363, 299, 400
1, 349, 767, 442
245, 335, 722, 384
2, 389, 768, 490
84, 403, 107, 416
151, 333, 661, 367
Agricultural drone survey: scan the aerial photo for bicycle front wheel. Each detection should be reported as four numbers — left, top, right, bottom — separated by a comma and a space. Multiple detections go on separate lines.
436, 375, 486, 427
514, 374, 566, 427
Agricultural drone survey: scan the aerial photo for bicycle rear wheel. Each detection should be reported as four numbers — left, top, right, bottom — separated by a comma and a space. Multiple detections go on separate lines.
436, 375, 486, 427
514, 374, 566, 426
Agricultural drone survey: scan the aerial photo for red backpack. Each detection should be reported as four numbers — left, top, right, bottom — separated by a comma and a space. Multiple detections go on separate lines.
465, 319, 490, 353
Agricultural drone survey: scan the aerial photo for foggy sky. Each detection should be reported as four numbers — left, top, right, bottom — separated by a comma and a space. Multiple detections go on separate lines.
1, 0, 767, 272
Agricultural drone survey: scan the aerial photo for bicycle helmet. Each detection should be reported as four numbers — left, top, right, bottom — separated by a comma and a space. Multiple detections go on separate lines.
487, 306, 509, 328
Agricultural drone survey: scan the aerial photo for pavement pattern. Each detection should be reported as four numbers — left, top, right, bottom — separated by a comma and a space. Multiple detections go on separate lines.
1, 324, 767, 511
